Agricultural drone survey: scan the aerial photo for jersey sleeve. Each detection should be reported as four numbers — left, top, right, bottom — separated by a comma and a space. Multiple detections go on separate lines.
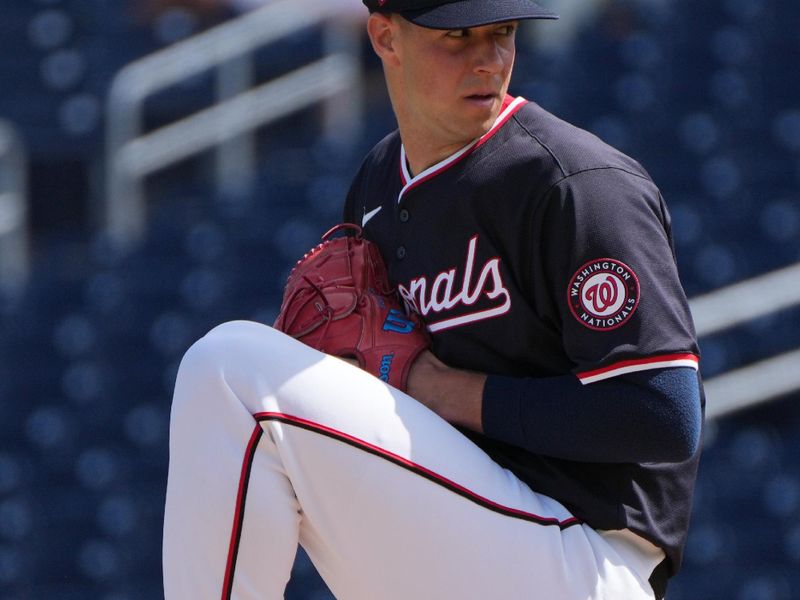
538, 167, 700, 384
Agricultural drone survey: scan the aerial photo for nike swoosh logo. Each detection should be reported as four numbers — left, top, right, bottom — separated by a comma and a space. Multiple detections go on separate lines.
362, 206, 382, 227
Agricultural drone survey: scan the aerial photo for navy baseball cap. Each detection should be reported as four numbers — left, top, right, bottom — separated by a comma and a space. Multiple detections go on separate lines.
363, 0, 559, 30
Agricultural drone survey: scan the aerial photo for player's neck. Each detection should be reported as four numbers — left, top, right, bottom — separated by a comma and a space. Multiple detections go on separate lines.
399, 124, 474, 178
387, 79, 481, 177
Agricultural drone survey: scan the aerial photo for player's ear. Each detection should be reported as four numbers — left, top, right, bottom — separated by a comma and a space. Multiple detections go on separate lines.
367, 13, 401, 65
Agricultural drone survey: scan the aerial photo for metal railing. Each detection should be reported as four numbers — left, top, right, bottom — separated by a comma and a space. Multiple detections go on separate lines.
690, 262, 800, 420
0, 120, 29, 295
702, 349, 800, 420
105, 0, 361, 247
691, 262, 800, 337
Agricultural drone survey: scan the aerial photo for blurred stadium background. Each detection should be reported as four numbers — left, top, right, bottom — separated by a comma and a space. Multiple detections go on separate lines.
0, 0, 798, 597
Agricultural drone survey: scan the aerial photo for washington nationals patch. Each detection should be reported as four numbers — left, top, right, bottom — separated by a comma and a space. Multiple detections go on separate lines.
568, 259, 640, 331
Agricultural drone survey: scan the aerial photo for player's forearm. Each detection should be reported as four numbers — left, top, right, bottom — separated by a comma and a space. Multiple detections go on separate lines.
406, 350, 487, 433
482, 367, 702, 464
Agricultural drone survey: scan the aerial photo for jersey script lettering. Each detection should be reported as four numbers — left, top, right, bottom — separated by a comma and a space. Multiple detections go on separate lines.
398, 235, 511, 333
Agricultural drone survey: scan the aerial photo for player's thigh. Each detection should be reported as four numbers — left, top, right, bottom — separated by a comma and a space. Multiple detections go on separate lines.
185, 321, 653, 599
187, 320, 540, 511
269, 416, 654, 600
279, 422, 578, 599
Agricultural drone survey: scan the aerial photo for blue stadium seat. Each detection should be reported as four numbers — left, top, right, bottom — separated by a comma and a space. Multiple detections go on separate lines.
27, 9, 75, 51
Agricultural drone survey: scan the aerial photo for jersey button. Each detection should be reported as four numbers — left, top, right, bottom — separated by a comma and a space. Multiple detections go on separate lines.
399, 209, 410, 223
396, 246, 407, 260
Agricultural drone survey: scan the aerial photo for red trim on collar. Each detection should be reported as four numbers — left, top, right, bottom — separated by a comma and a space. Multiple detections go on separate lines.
474, 94, 521, 151
399, 95, 527, 193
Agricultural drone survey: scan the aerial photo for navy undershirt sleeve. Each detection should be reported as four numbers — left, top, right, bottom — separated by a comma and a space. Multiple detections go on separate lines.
481, 367, 702, 464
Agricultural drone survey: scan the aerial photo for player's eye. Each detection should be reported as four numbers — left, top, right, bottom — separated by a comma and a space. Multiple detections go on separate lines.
496, 24, 516, 36
445, 28, 469, 38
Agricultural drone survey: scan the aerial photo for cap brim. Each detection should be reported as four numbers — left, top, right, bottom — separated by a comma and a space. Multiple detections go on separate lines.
400, 0, 558, 29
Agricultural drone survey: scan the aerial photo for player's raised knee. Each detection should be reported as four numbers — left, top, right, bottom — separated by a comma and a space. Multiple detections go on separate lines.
202, 319, 291, 353
177, 319, 316, 392
176, 321, 274, 379
203, 319, 281, 344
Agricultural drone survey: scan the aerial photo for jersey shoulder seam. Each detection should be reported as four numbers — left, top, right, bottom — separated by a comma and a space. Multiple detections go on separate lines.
512, 114, 568, 177
511, 114, 656, 194
551, 165, 656, 188
536, 166, 659, 209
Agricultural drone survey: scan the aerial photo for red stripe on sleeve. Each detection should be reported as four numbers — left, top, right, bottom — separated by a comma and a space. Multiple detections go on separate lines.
577, 353, 699, 381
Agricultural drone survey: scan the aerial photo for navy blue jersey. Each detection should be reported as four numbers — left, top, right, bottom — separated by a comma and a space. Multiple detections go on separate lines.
343, 95, 702, 574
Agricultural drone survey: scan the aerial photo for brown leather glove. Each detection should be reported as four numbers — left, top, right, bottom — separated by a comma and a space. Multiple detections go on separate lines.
274, 223, 429, 392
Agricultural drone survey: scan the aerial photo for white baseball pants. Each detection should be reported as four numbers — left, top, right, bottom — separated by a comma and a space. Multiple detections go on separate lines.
163, 320, 662, 599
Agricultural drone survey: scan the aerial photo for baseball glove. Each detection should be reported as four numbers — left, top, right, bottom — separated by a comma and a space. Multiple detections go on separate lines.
273, 223, 429, 392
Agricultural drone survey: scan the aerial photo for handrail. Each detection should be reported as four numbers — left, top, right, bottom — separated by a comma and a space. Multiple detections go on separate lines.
690, 262, 800, 337
0, 120, 29, 295
703, 349, 800, 420
688, 260, 800, 419
105, 0, 360, 247
114, 55, 356, 184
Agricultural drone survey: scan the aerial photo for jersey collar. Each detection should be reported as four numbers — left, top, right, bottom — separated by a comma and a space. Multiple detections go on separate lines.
398, 95, 528, 203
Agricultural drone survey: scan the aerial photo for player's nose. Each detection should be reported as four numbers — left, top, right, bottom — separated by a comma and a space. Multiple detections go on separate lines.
472, 30, 514, 74
471, 36, 508, 75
